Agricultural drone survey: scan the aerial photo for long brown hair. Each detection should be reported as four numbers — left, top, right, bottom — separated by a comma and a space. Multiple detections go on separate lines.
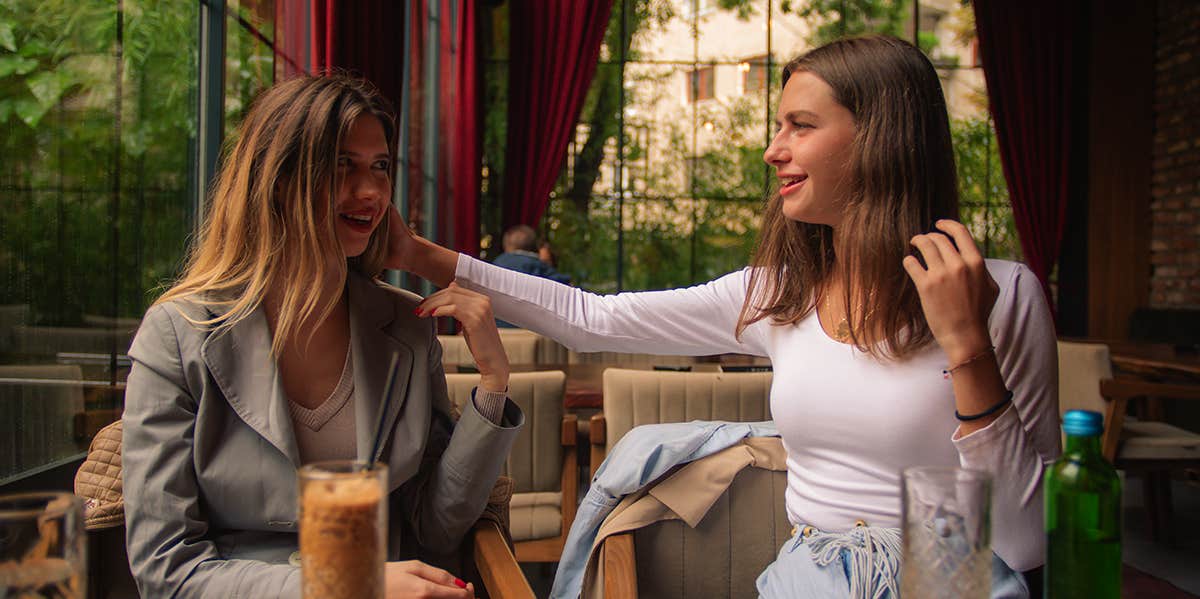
737, 35, 959, 360
156, 74, 395, 355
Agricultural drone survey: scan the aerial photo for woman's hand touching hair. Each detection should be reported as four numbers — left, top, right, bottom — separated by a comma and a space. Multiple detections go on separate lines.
415, 283, 510, 393
902, 219, 1000, 364
386, 561, 475, 599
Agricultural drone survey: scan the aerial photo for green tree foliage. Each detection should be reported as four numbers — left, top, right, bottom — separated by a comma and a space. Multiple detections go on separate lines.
0, 0, 198, 325
787, 0, 910, 45
953, 116, 1020, 261
483, 0, 1013, 292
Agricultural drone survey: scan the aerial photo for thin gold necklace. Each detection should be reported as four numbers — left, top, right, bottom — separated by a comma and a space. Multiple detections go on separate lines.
823, 293, 874, 343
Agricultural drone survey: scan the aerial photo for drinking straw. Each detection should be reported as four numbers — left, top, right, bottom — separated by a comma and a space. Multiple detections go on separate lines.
366, 351, 401, 468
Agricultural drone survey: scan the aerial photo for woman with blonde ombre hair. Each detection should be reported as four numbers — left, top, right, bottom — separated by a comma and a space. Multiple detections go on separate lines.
391, 36, 1056, 598
123, 74, 522, 599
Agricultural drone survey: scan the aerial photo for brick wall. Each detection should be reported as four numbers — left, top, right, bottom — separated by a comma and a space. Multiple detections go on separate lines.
1150, 0, 1200, 307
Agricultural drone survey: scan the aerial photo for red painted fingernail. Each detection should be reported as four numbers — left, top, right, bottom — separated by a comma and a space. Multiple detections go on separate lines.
454, 578, 467, 589
414, 307, 422, 316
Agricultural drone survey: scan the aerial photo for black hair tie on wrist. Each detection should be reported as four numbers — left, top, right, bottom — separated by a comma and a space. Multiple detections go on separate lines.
955, 389, 1014, 422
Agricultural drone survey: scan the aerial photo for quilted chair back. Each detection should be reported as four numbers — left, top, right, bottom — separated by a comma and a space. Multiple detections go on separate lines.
438, 334, 539, 366
601, 368, 773, 452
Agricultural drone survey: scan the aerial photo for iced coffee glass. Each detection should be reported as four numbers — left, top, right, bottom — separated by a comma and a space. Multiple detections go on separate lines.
298, 461, 387, 599
0, 491, 86, 598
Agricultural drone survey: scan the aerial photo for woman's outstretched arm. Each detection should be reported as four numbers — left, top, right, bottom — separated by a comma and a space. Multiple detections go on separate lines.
387, 206, 769, 358
385, 205, 458, 287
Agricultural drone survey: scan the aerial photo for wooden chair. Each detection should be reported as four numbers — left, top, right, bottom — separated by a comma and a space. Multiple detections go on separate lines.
1057, 340, 1200, 541
594, 437, 790, 599
445, 370, 578, 563
74, 421, 535, 599
589, 368, 773, 479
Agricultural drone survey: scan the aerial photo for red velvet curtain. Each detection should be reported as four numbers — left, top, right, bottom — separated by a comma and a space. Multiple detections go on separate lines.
974, 0, 1080, 312
276, 2, 405, 112
502, 0, 615, 229
449, 0, 480, 256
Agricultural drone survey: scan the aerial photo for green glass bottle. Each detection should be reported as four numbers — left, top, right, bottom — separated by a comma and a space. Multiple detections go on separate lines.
1044, 409, 1122, 598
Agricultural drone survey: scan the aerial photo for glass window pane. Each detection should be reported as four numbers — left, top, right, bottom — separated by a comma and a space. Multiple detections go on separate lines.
694, 199, 761, 281
621, 198, 697, 290
692, 90, 771, 201
918, 1, 1018, 260
697, 0, 769, 65
0, 0, 199, 482
544, 197, 620, 293
798, 0, 910, 45
523, 0, 796, 292
624, 62, 688, 199
629, 1, 695, 64
225, 0, 275, 137
556, 62, 623, 203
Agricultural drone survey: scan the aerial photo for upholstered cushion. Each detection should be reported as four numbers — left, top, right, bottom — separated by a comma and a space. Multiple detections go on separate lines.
585, 437, 789, 599
444, 371, 566, 493
509, 491, 563, 542
602, 368, 773, 450
1056, 341, 1113, 417
569, 351, 696, 366
632, 466, 790, 599
438, 334, 539, 366
438, 334, 473, 366
75, 420, 125, 530
498, 329, 568, 364
1120, 421, 1200, 460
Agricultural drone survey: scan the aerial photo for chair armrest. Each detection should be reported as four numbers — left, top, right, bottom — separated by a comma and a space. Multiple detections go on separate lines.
1098, 377, 1200, 461
1101, 377, 1200, 401
590, 414, 607, 481
563, 413, 578, 447
590, 413, 607, 444
472, 520, 536, 599
602, 532, 637, 599
561, 414, 580, 543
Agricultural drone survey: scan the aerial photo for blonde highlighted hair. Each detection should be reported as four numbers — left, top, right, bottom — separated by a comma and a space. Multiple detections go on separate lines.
737, 35, 959, 360
156, 74, 395, 355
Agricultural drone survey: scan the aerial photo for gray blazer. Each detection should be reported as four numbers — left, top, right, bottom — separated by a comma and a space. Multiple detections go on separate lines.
122, 272, 523, 598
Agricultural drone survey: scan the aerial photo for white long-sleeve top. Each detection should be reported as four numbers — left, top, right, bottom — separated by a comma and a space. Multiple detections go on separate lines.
456, 254, 1059, 571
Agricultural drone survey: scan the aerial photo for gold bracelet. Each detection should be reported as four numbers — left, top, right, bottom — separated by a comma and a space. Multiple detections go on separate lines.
942, 346, 995, 379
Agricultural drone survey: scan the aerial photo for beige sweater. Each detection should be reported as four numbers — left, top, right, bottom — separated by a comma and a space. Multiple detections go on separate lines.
289, 348, 507, 464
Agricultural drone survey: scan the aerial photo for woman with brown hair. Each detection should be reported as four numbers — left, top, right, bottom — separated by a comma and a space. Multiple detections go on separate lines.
123, 74, 522, 598
392, 35, 1055, 597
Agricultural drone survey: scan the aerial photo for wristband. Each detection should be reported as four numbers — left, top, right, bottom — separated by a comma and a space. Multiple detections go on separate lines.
955, 389, 1014, 422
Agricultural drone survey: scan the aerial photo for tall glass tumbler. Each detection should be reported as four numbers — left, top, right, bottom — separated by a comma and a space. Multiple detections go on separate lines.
901, 466, 992, 599
298, 461, 387, 599
0, 492, 86, 598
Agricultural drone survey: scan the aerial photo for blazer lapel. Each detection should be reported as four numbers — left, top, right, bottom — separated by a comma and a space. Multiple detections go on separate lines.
201, 306, 301, 467
347, 273, 416, 463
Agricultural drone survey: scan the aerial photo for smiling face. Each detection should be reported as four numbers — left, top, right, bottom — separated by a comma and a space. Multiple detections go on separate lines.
333, 115, 391, 258
763, 71, 858, 227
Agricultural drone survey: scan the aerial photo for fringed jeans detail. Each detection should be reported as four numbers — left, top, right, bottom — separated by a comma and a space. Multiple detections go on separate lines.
802, 523, 902, 599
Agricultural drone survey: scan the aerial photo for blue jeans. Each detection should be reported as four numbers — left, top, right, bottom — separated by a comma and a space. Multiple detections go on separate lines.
756, 525, 1029, 598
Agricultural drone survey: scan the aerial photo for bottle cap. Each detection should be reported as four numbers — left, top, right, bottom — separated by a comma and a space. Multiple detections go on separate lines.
1062, 409, 1104, 436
